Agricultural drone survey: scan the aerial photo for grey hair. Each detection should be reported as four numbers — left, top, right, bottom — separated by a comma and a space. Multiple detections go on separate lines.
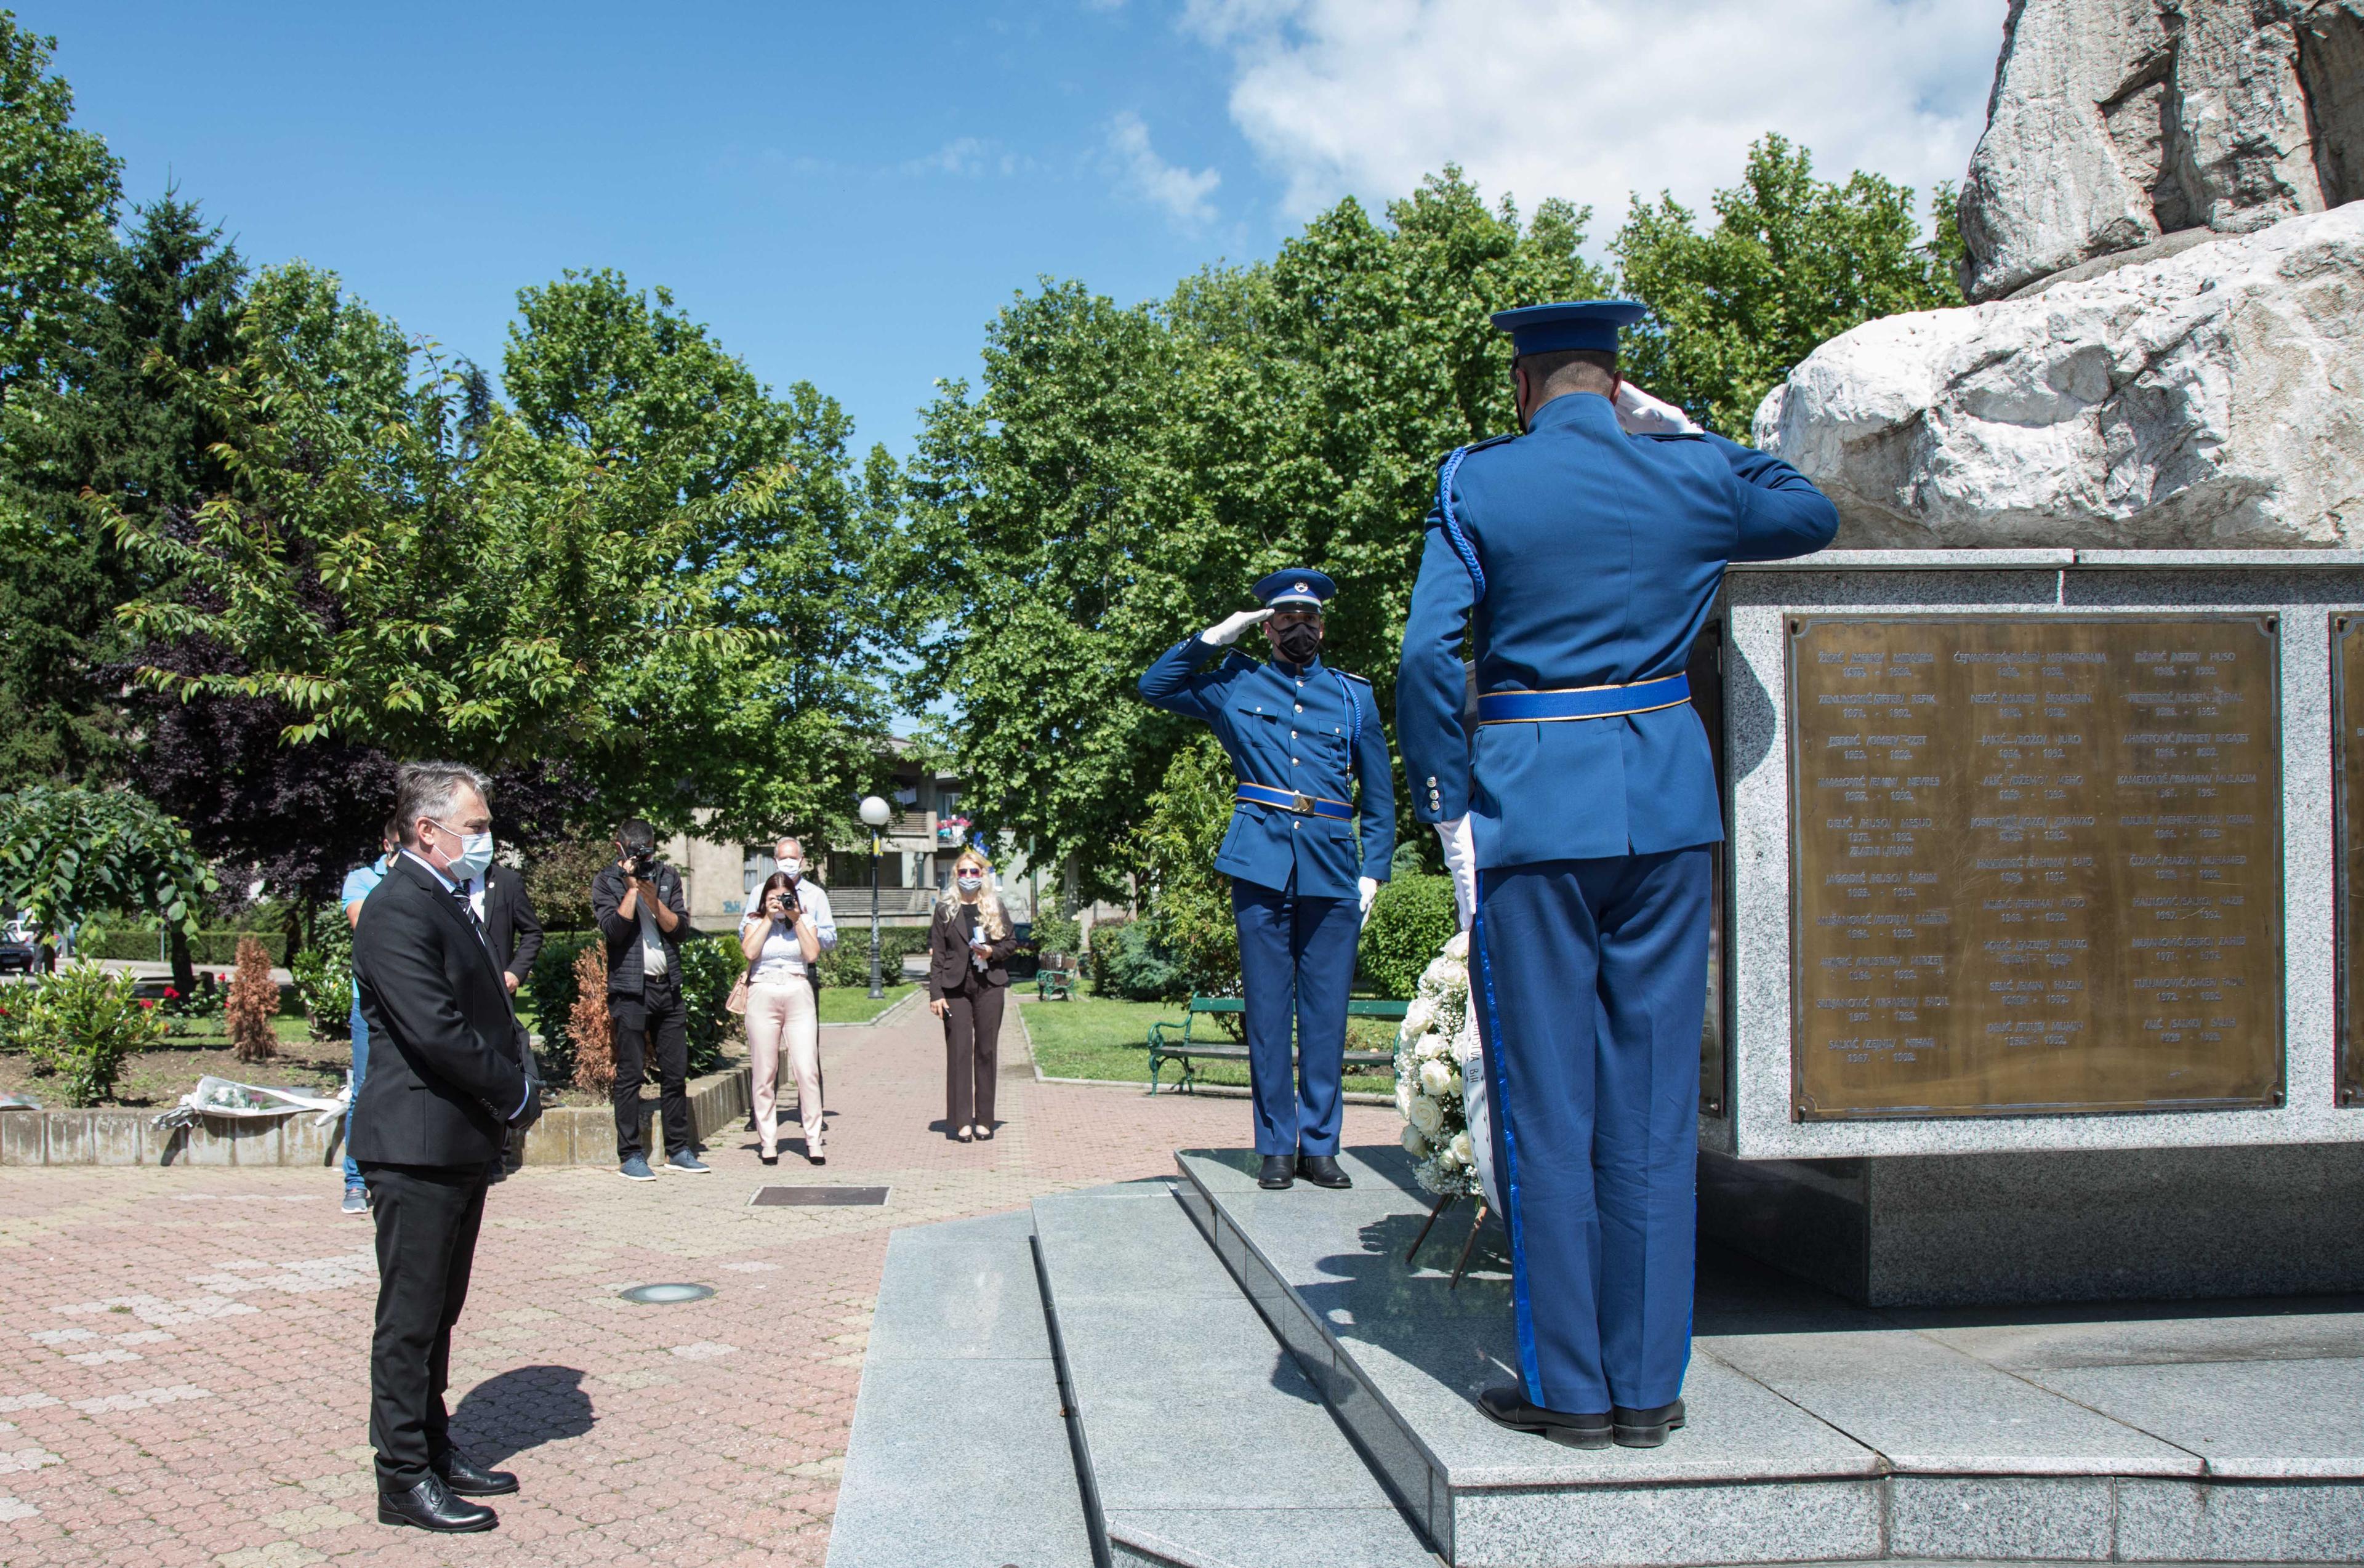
393, 762, 491, 848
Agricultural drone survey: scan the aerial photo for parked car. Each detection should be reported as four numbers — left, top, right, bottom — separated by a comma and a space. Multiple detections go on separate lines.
0, 920, 36, 976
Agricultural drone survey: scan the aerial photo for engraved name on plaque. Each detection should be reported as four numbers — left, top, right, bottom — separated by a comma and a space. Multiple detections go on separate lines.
1787, 616, 2284, 1120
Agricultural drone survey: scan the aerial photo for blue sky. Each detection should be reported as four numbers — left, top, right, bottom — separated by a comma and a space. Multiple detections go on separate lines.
33, 0, 2004, 461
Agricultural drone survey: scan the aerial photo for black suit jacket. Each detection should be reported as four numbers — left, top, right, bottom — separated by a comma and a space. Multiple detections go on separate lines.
480, 861, 544, 984
927, 902, 1018, 999
352, 855, 532, 1168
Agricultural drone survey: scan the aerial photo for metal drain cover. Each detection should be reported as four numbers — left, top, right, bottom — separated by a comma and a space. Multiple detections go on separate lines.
619, 1282, 715, 1305
750, 1185, 890, 1207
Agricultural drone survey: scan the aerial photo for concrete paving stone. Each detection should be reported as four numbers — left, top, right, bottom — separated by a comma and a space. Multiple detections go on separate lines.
2027, 1357, 2364, 1479
2117, 1476, 2364, 1561
1, 1108, 45, 1164
1705, 1327, 2198, 1475
1449, 1476, 1886, 1568
1031, 1182, 1244, 1302
1886, 1474, 2115, 1560
42, 1112, 90, 1165
88, 1111, 143, 1166
1918, 1307, 2364, 1372
1107, 1506, 1435, 1568
858, 1208, 1050, 1364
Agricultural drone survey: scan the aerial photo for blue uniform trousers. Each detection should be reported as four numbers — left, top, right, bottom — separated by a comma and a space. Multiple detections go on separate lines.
1231, 876, 1359, 1157
342, 992, 368, 1188
1471, 848, 1708, 1413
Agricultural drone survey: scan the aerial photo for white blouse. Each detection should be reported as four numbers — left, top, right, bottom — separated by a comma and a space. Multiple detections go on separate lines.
742, 919, 807, 985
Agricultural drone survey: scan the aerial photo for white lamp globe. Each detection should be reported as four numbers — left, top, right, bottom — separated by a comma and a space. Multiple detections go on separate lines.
858, 795, 891, 829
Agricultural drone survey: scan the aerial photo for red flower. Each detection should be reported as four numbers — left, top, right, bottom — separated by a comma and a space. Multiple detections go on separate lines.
138, 999, 155, 1010
163, 986, 181, 1001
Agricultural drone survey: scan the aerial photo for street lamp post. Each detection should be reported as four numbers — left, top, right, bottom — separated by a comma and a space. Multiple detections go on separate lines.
858, 795, 891, 1000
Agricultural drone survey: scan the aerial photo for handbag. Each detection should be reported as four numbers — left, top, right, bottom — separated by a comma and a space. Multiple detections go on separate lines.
725, 966, 750, 1016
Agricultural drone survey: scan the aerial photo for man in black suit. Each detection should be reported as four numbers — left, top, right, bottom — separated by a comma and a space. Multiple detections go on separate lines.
474, 858, 545, 1176
352, 762, 542, 1534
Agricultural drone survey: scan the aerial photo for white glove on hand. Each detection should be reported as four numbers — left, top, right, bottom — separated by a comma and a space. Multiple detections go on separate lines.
1436, 817, 1478, 932
1200, 607, 1272, 646
1613, 381, 1699, 436
1357, 875, 1379, 925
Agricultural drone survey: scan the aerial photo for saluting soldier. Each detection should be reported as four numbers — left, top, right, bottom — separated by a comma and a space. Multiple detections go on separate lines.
1140, 570, 1396, 1191
1396, 302, 1836, 1449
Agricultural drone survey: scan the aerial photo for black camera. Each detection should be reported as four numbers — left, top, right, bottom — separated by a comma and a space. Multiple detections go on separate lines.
621, 843, 659, 881
765, 882, 801, 920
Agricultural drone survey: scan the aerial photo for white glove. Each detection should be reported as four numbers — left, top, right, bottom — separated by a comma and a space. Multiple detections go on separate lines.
1613, 381, 1699, 436
1436, 817, 1477, 931
1357, 875, 1379, 925
1200, 607, 1272, 646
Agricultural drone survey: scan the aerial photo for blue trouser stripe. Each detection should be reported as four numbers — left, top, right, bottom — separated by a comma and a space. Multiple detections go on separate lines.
1231, 877, 1359, 1156
1470, 850, 1710, 1413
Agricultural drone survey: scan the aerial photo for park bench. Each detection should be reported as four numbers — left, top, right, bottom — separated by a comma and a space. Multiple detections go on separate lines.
1036, 951, 1078, 1002
1145, 995, 1406, 1095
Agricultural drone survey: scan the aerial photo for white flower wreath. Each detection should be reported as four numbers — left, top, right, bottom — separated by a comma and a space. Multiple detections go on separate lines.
1393, 930, 1497, 1205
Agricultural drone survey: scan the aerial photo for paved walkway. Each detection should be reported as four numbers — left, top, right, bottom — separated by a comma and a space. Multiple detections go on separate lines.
0, 998, 1398, 1566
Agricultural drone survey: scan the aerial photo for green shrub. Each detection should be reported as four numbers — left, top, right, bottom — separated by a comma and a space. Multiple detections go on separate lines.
1027, 912, 1082, 960
1092, 919, 1184, 1001
288, 899, 353, 1040
1359, 875, 1458, 999
18, 963, 169, 1105
81, 928, 286, 965
818, 923, 929, 989
677, 931, 746, 1077
523, 931, 601, 1086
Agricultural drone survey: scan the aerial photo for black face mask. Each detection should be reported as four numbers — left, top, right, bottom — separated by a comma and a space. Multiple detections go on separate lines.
1273, 623, 1324, 665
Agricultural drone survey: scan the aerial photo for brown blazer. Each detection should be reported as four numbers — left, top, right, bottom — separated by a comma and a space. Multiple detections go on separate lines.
927, 901, 1018, 1000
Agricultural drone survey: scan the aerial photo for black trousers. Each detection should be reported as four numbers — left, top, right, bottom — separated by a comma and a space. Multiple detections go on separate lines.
941, 975, 1005, 1130
611, 984, 690, 1162
362, 1161, 491, 1490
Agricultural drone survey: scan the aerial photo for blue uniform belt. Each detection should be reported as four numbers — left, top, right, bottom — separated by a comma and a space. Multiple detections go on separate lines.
1475, 673, 1691, 725
1234, 783, 1355, 820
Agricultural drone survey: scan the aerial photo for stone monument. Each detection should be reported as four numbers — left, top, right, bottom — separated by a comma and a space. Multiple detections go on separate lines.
1705, 0, 2364, 1308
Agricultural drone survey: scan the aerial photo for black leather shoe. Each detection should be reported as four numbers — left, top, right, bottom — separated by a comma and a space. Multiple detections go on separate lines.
436, 1449, 518, 1496
1296, 1154, 1353, 1189
1474, 1382, 1611, 1449
1258, 1155, 1295, 1189
378, 1474, 497, 1532
1612, 1398, 1687, 1448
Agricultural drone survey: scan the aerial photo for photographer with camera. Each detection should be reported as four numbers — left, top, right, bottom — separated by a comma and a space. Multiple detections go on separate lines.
739, 871, 823, 1165
592, 818, 701, 1180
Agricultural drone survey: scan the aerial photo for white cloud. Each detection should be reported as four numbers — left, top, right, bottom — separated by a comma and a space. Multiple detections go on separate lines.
1183, 0, 2003, 239
907, 137, 994, 177
1106, 111, 1224, 228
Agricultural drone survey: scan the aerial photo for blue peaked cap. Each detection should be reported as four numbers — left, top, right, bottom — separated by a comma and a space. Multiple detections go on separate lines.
1253, 568, 1336, 610
1491, 299, 1647, 356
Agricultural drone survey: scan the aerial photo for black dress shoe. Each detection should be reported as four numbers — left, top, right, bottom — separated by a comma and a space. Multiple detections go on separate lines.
1474, 1382, 1611, 1449
1296, 1154, 1352, 1189
436, 1449, 518, 1496
378, 1474, 497, 1532
1258, 1155, 1295, 1189
1612, 1398, 1686, 1447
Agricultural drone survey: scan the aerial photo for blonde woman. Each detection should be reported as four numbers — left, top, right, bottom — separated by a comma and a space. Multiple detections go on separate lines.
741, 872, 824, 1164
927, 848, 1018, 1141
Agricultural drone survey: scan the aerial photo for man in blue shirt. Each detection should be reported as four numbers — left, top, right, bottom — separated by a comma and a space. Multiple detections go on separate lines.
1140, 570, 1396, 1190
1396, 301, 1837, 1449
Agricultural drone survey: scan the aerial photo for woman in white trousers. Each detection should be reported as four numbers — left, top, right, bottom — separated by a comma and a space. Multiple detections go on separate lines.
741, 871, 823, 1164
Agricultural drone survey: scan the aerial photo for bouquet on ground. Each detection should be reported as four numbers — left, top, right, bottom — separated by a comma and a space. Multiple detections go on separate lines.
1394, 930, 1496, 1205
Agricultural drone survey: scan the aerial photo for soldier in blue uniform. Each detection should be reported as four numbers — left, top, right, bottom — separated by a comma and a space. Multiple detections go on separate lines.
1396, 301, 1837, 1447
1140, 570, 1396, 1191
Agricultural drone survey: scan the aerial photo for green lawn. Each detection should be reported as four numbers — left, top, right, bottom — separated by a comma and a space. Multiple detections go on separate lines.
818, 983, 917, 1025
1020, 996, 1397, 1094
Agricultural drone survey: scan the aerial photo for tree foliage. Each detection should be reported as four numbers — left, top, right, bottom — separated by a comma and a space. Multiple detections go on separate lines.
0, 784, 217, 954
0, 12, 120, 411
1132, 733, 1240, 999
889, 171, 1605, 896
1613, 134, 1963, 436
109, 267, 891, 843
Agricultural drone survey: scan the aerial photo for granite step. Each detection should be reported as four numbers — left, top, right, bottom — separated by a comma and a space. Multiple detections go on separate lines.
1173, 1144, 2364, 1567
1031, 1180, 1437, 1568
825, 1209, 1096, 1568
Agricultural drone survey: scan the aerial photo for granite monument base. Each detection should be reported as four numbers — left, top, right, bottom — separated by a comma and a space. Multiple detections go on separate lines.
1699, 1143, 2364, 1308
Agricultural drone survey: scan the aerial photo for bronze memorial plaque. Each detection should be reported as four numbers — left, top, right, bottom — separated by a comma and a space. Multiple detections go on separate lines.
2337, 617, 2364, 1107
1788, 616, 2283, 1120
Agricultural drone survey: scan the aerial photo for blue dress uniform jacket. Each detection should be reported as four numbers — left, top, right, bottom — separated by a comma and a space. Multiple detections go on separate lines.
1396, 391, 1838, 868
1138, 640, 1396, 898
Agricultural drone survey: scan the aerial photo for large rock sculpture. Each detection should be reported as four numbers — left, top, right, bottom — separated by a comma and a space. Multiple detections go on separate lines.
1960, 0, 2364, 302
1754, 203, 2364, 548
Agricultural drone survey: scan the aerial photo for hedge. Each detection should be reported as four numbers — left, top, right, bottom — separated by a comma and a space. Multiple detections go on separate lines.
523, 927, 745, 1085
79, 929, 287, 965
1358, 875, 1457, 999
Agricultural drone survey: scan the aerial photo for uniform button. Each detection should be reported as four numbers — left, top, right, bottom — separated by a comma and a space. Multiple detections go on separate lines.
1294, 704, 1303, 714
1292, 821, 1300, 831
1292, 758, 1300, 766
1426, 776, 1437, 787
1290, 731, 1298, 739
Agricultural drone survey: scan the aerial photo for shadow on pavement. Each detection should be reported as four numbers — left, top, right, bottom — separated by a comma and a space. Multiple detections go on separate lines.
451, 1363, 596, 1464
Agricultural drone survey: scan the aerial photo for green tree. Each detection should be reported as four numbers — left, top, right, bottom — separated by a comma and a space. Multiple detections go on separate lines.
890, 171, 1603, 896
0, 784, 216, 965
109, 267, 890, 842
1613, 133, 1963, 436
0, 11, 120, 412
0, 194, 247, 786
1131, 734, 1241, 999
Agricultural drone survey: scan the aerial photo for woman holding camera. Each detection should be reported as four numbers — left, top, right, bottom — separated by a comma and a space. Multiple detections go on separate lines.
741, 871, 824, 1164
928, 848, 1019, 1142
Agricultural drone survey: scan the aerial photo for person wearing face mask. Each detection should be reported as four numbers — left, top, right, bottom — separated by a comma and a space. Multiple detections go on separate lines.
768, 836, 838, 960
350, 762, 541, 1534
1137, 569, 1397, 1192
927, 848, 1018, 1142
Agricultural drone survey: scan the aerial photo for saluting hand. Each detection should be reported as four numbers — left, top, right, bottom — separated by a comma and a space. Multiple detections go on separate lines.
1200, 607, 1272, 646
